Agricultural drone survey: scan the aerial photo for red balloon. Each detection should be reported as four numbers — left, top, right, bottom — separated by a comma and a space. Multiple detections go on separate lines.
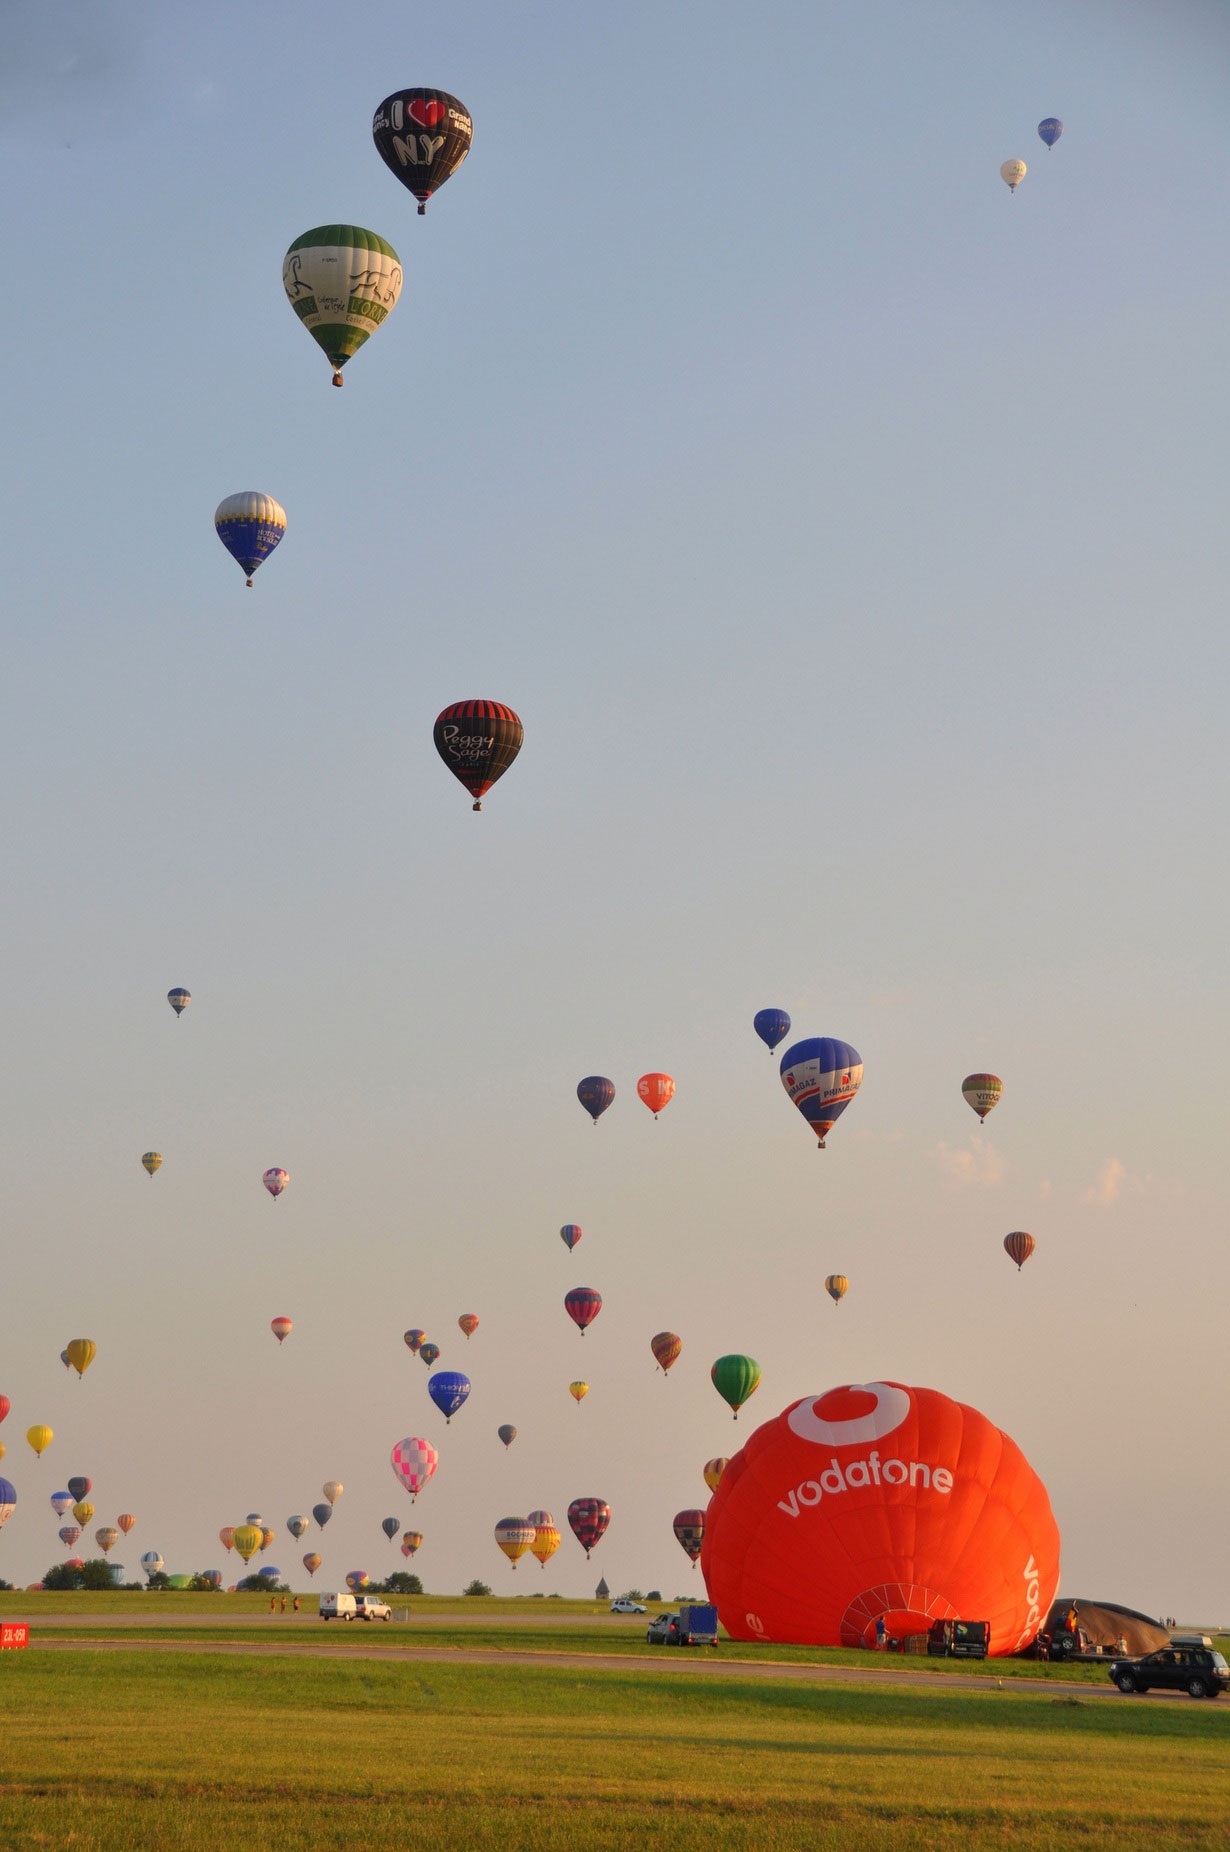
567, 1497, 610, 1558
702, 1381, 1060, 1656
650, 1332, 682, 1374
673, 1509, 706, 1564
564, 1288, 602, 1334
637, 1072, 675, 1118
1003, 1231, 1035, 1271
0, 1395, 9, 1425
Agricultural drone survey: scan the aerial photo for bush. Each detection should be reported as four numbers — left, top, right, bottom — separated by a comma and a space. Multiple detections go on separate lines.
146, 1572, 170, 1590
621, 1589, 645, 1602
237, 1574, 288, 1593
463, 1579, 492, 1597
646, 1590, 661, 1601
0, 1579, 12, 1592
376, 1572, 422, 1595
42, 1559, 115, 1591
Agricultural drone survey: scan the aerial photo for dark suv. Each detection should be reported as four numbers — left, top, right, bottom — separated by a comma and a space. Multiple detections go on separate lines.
1109, 1646, 1229, 1699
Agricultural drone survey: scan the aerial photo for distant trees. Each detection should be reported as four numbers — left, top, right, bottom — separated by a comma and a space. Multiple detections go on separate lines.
42, 1559, 116, 1591
463, 1579, 492, 1597
375, 1572, 422, 1596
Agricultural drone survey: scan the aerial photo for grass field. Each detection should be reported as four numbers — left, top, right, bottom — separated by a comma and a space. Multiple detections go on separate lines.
0, 1647, 1226, 1850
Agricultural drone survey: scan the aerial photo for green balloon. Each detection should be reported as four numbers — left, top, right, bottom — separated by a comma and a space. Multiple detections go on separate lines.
710, 1354, 761, 1419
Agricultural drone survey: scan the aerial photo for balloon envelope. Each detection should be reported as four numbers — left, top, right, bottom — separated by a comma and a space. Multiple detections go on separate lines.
271, 1318, 293, 1344
825, 1275, 848, 1306
282, 226, 402, 385
345, 1570, 369, 1591
1037, 117, 1063, 147
95, 1528, 119, 1553
427, 1372, 471, 1423
303, 1552, 322, 1576
141, 1153, 162, 1175
1004, 1231, 1036, 1270
58, 1526, 80, 1547
702, 1380, 1060, 1654
220, 1528, 235, 1552
711, 1354, 761, 1419
458, 1314, 479, 1338
232, 1525, 262, 1563
72, 1501, 94, 1526
26, 1425, 52, 1456
560, 1224, 582, 1252
139, 1551, 164, 1578
263, 1168, 289, 1199
569, 1381, 588, 1403
433, 700, 523, 810
372, 88, 473, 213
117, 1513, 136, 1534
404, 1329, 426, 1352
637, 1072, 675, 1117
673, 1509, 706, 1563
495, 1518, 535, 1567
322, 1482, 343, 1506
576, 1076, 614, 1123
402, 1531, 423, 1556
1001, 159, 1027, 190
962, 1074, 1003, 1121
65, 1339, 96, 1377
67, 1477, 91, 1502
497, 1425, 517, 1448
703, 1457, 730, 1494
382, 1517, 400, 1541
650, 1332, 682, 1373
419, 1343, 441, 1366
311, 1503, 333, 1529
51, 1492, 74, 1518
286, 1515, 309, 1539
390, 1437, 439, 1500
753, 1008, 791, 1052
567, 1498, 610, 1558
530, 1523, 561, 1567
0, 1479, 16, 1527
214, 492, 286, 585
779, 1038, 863, 1148
564, 1287, 602, 1333
167, 988, 191, 1016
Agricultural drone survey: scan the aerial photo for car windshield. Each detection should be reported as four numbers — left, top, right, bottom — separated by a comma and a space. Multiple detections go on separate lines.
1213, 1653, 1228, 1669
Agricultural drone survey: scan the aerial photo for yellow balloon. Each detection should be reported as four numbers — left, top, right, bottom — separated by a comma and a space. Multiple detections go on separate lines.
232, 1523, 263, 1563
66, 1338, 97, 1378
568, 1381, 588, 1403
72, 1501, 94, 1526
141, 1152, 163, 1175
0, 1443, 6, 1462
1000, 158, 1027, 191
26, 1424, 53, 1457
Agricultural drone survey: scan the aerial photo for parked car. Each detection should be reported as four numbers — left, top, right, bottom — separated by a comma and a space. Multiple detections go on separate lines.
646, 1605, 719, 1646
319, 1592, 357, 1621
610, 1598, 647, 1614
927, 1619, 990, 1659
354, 1594, 392, 1622
1109, 1645, 1229, 1698
647, 1613, 679, 1643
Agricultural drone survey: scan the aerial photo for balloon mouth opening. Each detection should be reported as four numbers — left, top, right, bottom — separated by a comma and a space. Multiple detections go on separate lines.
840, 1586, 960, 1649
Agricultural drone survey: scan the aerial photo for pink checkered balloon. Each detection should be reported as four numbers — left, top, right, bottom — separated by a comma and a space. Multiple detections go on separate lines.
390, 1437, 438, 1501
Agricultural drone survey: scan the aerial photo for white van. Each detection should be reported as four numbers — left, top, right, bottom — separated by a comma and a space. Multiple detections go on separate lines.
319, 1592, 357, 1621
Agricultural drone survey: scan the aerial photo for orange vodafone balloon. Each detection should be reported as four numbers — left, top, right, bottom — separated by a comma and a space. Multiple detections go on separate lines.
637, 1073, 675, 1118
702, 1381, 1059, 1656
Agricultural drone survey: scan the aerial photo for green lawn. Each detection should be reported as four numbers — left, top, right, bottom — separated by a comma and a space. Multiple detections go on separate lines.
0, 1649, 1226, 1850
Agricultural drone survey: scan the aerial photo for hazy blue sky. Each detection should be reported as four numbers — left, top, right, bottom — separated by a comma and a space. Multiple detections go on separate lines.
0, 0, 1227, 1614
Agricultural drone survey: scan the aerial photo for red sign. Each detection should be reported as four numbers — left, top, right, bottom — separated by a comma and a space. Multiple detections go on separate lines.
0, 1624, 28, 1649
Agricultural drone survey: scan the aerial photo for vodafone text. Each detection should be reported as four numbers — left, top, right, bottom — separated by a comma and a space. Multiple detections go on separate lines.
777, 1453, 954, 1516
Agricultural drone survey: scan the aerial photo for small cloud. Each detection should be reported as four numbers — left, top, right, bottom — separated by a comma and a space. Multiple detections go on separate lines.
1082, 1158, 1126, 1207
931, 1141, 1005, 1187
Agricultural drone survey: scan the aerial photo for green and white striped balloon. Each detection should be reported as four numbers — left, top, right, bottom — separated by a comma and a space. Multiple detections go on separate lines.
282, 225, 402, 386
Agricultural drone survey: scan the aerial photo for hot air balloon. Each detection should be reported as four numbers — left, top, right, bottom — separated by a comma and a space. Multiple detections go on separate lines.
303, 1552, 322, 1577
711, 1355, 761, 1420
1037, 117, 1063, 148
433, 700, 523, 811
263, 1168, 289, 1199
458, 1314, 479, 1339
26, 1425, 52, 1458
201, 1571, 223, 1590
576, 1076, 614, 1124
232, 1525, 262, 1564
141, 1153, 162, 1176
428, 1372, 471, 1423
65, 1339, 96, 1378
560, 1224, 582, 1252
322, 1482, 342, 1507
701, 1380, 1061, 1654
404, 1329, 426, 1353
95, 1527, 119, 1554
650, 1332, 682, 1375
372, 88, 473, 214
139, 1551, 164, 1581
637, 1073, 675, 1118
1001, 159, 1027, 192
345, 1570, 369, 1593
753, 1008, 791, 1053
779, 1038, 863, 1149
285, 1515, 309, 1540
564, 1288, 602, 1334
419, 1343, 441, 1367
380, 1517, 400, 1543
673, 1510, 705, 1565
402, 1530, 423, 1557
117, 1513, 136, 1535
0, 1396, 7, 1426
390, 1437, 438, 1501
569, 1381, 588, 1404
825, 1275, 848, 1306
311, 1503, 332, 1529
58, 1526, 80, 1548
0, 1445, 6, 1462
528, 1513, 561, 1568
400, 1540, 416, 1558
497, 1425, 517, 1449
0, 1480, 16, 1529
60, 1350, 71, 1369
270, 1318, 293, 1345
72, 1500, 94, 1526
167, 988, 191, 1016
283, 226, 402, 386
1004, 1231, 1036, 1271
494, 1517, 535, 1569
245, 1513, 263, 1527
962, 1074, 1003, 1123
567, 1498, 610, 1559
51, 1491, 74, 1519
219, 1527, 235, 1552
703, 1458, 730, 1494
260, 1527, 275, 1553
67, 1477, 91, 1502
214, 492, 286, 587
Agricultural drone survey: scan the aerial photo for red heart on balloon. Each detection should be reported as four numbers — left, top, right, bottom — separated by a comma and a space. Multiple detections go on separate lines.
408, 98, 447, 130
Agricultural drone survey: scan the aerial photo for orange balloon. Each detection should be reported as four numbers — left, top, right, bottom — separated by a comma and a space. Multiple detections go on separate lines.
636, 1072, 675, 1118
1003, 1231, 1035, 1271
271, 1317, 293, 1344
458, 1314, 479, 1338
117, 1513, 136, 1535
219, 1527, 235, 1552
703, 1381, 1059, 1656
650, 1331, 682, 1374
